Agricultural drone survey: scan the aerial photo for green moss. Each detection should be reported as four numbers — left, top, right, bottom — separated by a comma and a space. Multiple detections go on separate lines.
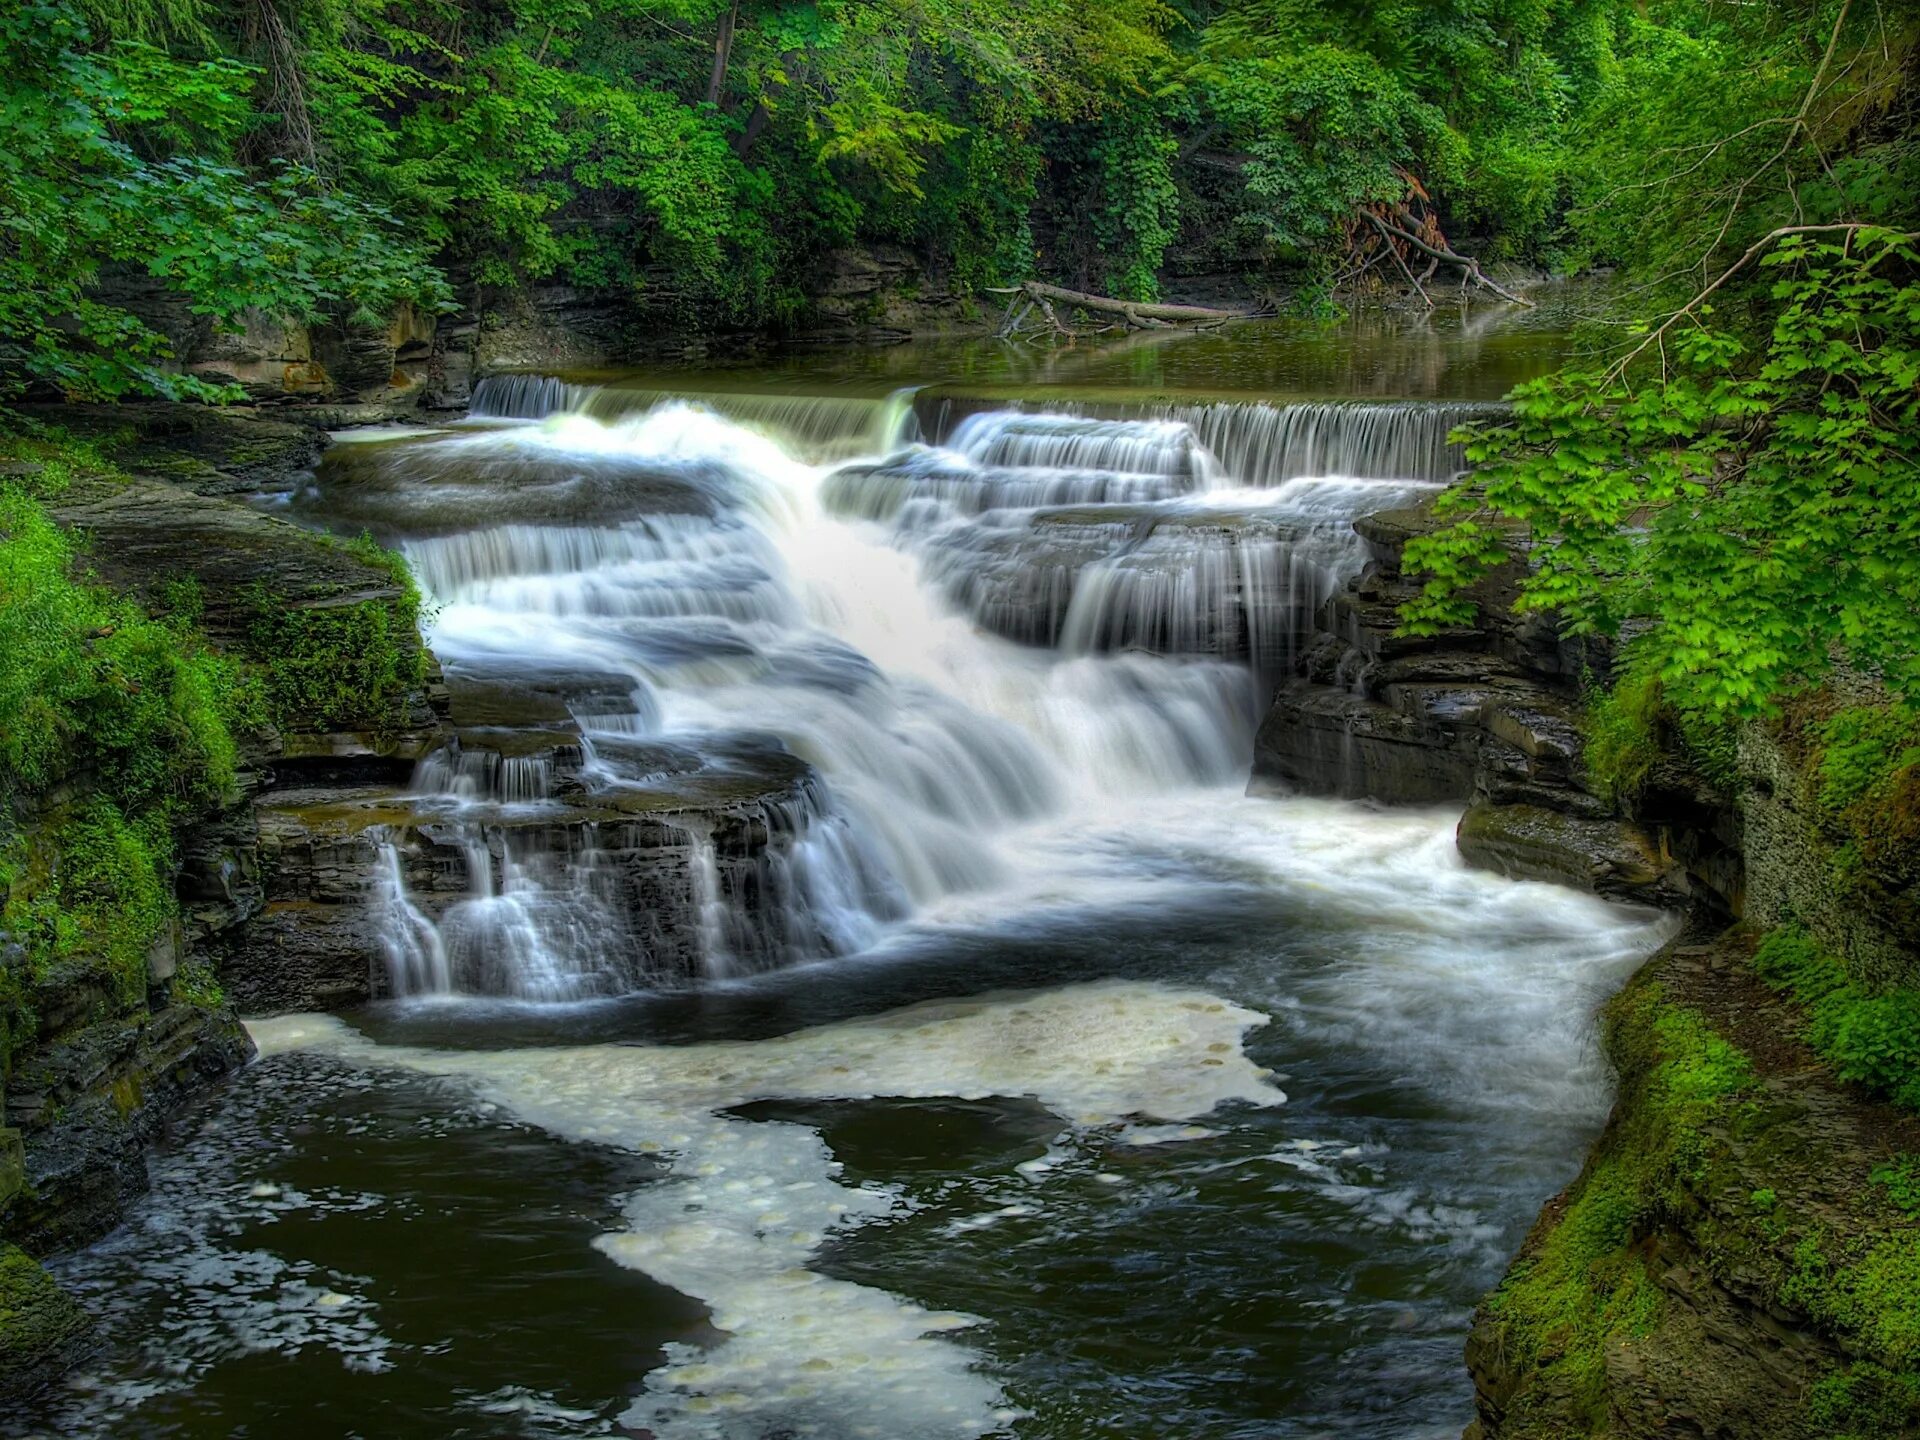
1581, 669, 1739, 805
1782, 1230, 1920, 1371
0, 797, 177, 1067
1484, 980, 1756, 1428
1810, 1364, 1920, 1440
1582, 670, 1662, 805
0, 470, 244, 808
1753, 929, 1920, 1112
240, 533, 425, 734
0, 1241, 90, 1393
168, 958, 225, 1011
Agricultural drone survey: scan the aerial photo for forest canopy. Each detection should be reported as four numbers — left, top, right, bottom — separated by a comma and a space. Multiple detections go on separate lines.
11, 0, 1909, 399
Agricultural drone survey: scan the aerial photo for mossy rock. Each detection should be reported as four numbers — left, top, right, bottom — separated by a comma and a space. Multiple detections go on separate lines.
0, 1243, 93, 1402
0, 1128, 23, 1213
1467, 925, 1920, 1439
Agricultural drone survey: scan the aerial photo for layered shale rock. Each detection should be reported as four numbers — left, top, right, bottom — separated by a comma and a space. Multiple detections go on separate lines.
1252, 498, 1696, 909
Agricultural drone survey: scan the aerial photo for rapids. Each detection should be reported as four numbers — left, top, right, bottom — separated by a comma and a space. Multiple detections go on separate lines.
15, 319, 1674, 1440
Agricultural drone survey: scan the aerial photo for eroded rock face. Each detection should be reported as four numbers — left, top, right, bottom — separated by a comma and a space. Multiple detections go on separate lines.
1252, 497, 1689, 910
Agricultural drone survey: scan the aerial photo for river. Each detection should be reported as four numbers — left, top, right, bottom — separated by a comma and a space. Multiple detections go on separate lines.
17, 307, 1673, 1440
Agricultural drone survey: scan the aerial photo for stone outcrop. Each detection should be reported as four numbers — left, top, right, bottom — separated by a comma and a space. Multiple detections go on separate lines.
1252, 500, 1694, 909
0, 408, 454, 1401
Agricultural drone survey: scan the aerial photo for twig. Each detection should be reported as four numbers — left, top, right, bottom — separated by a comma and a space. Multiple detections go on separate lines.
1599, 222, 1915, 389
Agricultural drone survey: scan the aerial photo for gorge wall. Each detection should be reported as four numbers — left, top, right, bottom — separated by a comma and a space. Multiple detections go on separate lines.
1259, 500, 1920, 1440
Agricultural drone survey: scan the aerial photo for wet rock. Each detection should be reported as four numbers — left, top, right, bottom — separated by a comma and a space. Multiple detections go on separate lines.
1254, 681, 1476, 804
300, 431, 718, 536
24, 402, 323, 498
1455, 802, 1688, 908
5, 1002, 252, 1254
1252, 492, 1687, 905
0, 1244, 94, 1404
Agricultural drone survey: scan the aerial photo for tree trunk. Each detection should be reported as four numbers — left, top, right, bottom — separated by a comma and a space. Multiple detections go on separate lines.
706, 1, 737, 107
1014, 282, 1247, 324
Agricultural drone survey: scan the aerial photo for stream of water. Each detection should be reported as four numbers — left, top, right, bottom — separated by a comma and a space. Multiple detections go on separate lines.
16, 314, 1672, 1440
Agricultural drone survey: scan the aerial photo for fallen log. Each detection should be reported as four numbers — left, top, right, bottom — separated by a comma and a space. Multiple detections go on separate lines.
1019, 281, 1251, 324
988, 282, 1252, 335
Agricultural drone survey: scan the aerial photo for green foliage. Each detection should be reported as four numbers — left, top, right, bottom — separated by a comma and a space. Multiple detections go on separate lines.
1562, 2, 1916, 286
1871, 1157, 1920, 1219
1783, 1229, 1920, 1372
1753, 929, 1920, 1112
0, 0, 448, 399
1817, 707, 1920, 816
1092, 112, 1181, 301
0, 796, 175, 1065
18, 0, 1843, 369
1402, 230, 1920, 721
240, 534, 425, 733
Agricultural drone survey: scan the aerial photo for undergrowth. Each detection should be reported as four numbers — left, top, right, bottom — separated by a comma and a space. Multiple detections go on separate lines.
1752, 930, 1920, 1113
1581, 669, 1739, 806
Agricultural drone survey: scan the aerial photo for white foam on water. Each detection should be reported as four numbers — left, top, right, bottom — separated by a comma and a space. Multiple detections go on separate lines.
248, 979, 1282, 1440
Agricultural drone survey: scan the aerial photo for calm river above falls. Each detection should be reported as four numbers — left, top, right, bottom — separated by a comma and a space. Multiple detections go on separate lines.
17, 306, 1674, 1440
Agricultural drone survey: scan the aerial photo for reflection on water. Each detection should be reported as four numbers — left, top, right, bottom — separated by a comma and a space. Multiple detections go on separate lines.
487, 297, 1586, 406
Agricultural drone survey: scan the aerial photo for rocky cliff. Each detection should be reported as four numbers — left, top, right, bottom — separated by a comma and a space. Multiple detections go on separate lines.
1258, 494, 1920, 1439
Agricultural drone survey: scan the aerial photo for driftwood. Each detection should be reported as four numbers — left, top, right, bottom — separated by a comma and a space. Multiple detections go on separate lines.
1342, 175, 1534, 309
990, 281, 1251, 339
1362, 213, 1534, 307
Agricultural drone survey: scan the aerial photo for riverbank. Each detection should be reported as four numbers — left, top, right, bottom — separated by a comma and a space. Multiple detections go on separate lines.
1262, 485, 1920, 1437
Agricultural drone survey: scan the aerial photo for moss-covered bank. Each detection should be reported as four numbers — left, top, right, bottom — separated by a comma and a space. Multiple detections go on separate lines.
0, 414, 443, 1404
1467, 922, 1920, 1439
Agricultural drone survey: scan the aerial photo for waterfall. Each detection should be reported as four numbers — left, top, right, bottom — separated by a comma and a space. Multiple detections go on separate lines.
469, 374, 594, 419
318, 378, 1454, 1001
923, 398, 1501, 485
1167, 400, 1499, 483
581, 384, 922, 462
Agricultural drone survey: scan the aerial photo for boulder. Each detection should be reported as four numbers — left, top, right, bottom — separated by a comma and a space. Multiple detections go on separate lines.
1456, 802, 1688, 908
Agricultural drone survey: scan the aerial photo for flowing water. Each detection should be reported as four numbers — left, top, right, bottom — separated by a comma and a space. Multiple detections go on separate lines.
17, 313, 1673, 1440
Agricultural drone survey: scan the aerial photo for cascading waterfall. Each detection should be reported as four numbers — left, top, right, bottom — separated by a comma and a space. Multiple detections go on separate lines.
921, 396, 1500, 484
468, 373, 594, 419
331, 383, 1463, 1000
